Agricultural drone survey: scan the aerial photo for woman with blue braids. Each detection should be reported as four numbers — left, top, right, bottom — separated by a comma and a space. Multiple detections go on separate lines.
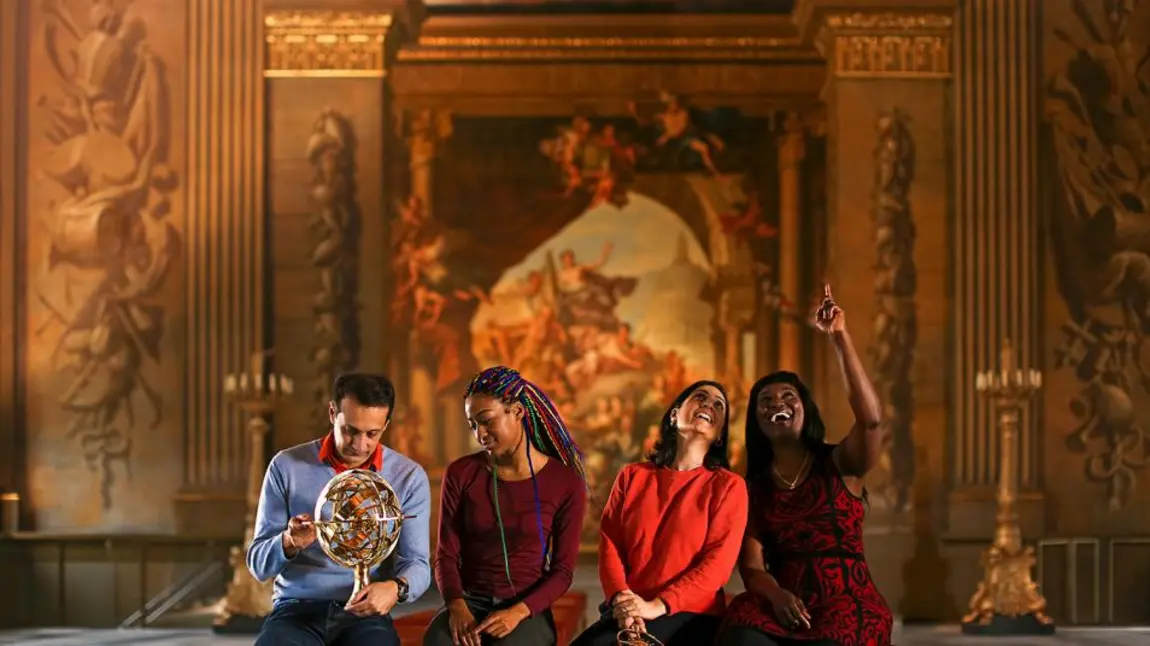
425, 366, 588, 646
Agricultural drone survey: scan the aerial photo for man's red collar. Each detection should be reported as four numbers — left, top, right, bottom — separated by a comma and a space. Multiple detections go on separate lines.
319, 432, 383, 473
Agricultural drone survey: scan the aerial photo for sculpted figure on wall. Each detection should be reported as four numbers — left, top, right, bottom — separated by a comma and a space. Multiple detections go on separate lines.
1047, 0, 1150, 509
869, 109, 917, 513
307, 109, 361, 422
36, 0, 179, 507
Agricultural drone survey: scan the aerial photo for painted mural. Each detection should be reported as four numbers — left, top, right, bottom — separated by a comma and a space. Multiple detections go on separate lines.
470, 196, 719, 543
389, 95, 772, 546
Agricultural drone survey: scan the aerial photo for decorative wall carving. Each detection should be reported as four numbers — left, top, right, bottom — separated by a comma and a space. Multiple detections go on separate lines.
264, 11, 392, 77
1047, 0, 1150, 510
870, 108, 917, 513
819, 13, 952, 79
36, 0, 179, 507
308, 110, 362, 422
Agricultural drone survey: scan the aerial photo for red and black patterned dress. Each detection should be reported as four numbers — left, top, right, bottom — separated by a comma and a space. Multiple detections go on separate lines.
723, 444, 893, 646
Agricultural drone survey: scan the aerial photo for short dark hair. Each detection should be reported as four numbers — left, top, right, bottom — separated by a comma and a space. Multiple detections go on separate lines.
648, 380, 731, 471
332, 373, 396, 420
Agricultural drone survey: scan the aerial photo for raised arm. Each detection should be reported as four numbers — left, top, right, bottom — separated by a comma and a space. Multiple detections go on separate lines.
657, 475, 748, 613
520, 478, 588, 616
817, 285, 884, 477
246, 459, 293, 582
390, 466, 432, 603
598, 468, 632, 604
432, 464, 466, 603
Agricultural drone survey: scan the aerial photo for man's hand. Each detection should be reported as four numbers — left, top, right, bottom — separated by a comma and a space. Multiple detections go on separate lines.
344, 581, 399, 617
612, 590, 667, 622
282, 513, 317, 557
447, 599, 480, 646
473, 602, 530, 640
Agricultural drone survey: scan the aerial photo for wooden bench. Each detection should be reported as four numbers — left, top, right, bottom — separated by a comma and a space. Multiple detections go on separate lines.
394, 591, 589, 645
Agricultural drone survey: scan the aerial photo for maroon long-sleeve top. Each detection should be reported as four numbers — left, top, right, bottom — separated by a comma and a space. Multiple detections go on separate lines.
433, 452, 587, 616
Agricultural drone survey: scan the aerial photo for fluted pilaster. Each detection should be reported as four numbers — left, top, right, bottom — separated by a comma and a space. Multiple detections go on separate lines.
183, 0, 266, 491
951, 0, 1042, 501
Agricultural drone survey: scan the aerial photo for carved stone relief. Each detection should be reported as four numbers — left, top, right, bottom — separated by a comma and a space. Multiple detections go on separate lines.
307, 110, 362, 421
869, 108, 917, 513
1047, 0, 1150, 510
36, 0, 179, 507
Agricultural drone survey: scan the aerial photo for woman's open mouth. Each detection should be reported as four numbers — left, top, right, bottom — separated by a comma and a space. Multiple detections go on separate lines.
769, 409, 794, 424
694, 410, 714, 424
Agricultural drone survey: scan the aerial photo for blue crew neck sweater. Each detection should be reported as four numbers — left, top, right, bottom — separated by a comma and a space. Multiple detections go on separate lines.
246, 439, 432, 607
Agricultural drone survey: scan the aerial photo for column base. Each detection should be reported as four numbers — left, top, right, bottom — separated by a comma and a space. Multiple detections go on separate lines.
961, 614, 1056, 636
212, 614, 268, 634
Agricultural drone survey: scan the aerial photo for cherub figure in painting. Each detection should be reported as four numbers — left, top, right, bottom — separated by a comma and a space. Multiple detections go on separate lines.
540, 113, 636, 207
630, 91, 728, 175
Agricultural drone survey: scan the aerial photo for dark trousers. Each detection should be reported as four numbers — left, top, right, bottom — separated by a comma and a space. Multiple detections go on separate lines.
570, 610, 723, 646
422, 592, 557, 646
255, 599, 399, 646
717, 625, 840, 646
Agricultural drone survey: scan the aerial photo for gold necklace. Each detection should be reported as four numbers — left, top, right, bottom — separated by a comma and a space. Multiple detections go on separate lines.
773, 452, 811, 489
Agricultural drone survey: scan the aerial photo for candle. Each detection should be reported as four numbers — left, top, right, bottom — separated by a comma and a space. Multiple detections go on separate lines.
976, 374, 986, 391
240, 374, 248, 391
283, 378, 294, 395
1034, 371, 1042, 388
269, 376, 278, 394
224, 375, 237, 394
255, 373, 264, 393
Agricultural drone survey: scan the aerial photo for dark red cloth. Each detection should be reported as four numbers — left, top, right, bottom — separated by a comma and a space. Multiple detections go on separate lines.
434, 452, 587, 616
722, 444, 893, 646
317, 432, 383, 473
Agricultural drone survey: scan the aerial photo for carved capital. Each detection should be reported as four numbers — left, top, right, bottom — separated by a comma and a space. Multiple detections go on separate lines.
777, 111, 808, 170
265, 11, 397, 77
813, 11, 954, 79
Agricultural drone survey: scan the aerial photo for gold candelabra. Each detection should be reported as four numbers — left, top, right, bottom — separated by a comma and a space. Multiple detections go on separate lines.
214, 350, 295, 633
961, 339, 1054, 636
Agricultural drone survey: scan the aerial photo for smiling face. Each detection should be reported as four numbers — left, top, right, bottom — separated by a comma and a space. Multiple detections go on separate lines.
465, 393, 525, 460
756, 381, 805, 440
672, 384, 728, 442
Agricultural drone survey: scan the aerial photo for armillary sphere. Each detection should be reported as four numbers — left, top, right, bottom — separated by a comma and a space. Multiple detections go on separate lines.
312, 469, 413, 600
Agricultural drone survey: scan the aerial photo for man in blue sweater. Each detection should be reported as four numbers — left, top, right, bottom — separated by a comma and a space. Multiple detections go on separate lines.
247, 372, 431, 645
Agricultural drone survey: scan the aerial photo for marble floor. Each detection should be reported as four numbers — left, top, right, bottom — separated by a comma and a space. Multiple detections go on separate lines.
1, 626, 1149, 645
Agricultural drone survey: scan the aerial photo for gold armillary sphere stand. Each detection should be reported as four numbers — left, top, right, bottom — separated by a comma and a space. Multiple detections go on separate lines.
213, 350, 296, 634
961, 339, 1055, 636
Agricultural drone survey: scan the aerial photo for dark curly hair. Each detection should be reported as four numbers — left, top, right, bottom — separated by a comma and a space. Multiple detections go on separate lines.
647, 380, 731, 471
744, 371, 826, 484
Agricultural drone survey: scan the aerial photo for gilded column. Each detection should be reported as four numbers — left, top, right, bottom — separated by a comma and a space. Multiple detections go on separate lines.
178, 0, 266, 526
776, 112, 806, 373
950, 0, 1042, 529
0, 0, 24, 499
404, 108, 453, 465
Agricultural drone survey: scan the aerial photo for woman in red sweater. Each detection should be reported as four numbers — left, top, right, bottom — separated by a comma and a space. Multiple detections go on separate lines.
425, 366, 588, 646
571, 380, 749, 646
718, 286, 892, 646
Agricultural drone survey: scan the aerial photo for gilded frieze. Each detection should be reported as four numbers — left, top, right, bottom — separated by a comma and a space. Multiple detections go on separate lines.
265, 11, 392, 77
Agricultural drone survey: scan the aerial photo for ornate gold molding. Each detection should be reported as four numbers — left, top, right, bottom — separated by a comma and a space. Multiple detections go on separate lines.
819, 12, 953, 79
265, 11, 393, 78
398, 35, 818, 62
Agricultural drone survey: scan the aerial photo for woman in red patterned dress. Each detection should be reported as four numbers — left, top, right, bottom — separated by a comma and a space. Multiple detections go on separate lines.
719, 285, 892, 646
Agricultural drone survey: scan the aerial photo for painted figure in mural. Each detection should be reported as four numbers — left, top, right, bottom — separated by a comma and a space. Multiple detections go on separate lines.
571, 381, 748, 646
426, 366, 589, 646
718, 286, 893, 646
247, 373, 432, 646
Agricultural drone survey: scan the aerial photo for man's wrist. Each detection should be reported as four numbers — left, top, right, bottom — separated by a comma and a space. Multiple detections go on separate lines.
281, 531, 298, 558
392, 576, 410, 602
